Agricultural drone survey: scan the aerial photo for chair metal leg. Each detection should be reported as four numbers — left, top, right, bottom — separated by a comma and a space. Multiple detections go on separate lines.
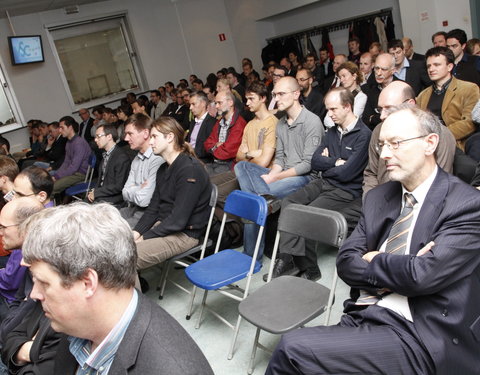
324, 268, 338, 325
247, 327, 261, 374
227, 314, 243, 360
186, 285, 198, 320
158, 261, 170, 300
195, 289, 208, 329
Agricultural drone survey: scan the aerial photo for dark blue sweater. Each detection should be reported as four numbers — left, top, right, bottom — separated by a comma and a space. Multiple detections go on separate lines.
311, 118, 371, 198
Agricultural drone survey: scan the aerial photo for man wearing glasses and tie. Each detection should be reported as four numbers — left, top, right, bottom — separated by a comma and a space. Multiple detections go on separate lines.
267, 106, 480, 375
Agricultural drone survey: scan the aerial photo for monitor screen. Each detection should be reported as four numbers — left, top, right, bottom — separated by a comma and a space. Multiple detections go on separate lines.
8, 35, 45, 65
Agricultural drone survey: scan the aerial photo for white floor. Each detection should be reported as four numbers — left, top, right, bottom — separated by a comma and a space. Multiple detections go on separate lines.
141, 246, 350, 375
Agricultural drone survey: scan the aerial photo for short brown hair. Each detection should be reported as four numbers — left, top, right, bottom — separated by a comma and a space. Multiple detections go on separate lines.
0, 156, 18, 182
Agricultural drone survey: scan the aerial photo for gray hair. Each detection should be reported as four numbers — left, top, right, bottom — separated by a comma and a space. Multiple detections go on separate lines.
388, 104, 442, 136
21, 202, 137, 289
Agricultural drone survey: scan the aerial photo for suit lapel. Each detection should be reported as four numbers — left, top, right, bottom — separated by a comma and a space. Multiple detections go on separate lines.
108, 293, 151, 374
441, 79, 457, 119
410, 168, 448, 255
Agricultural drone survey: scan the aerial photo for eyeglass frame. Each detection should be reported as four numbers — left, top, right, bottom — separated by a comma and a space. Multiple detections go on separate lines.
375, 134, 429, 153
271, 90, 297, 99
0, 223, 19, 231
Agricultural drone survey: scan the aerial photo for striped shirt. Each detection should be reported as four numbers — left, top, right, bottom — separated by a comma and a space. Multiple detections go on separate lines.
68, 289, 138, 374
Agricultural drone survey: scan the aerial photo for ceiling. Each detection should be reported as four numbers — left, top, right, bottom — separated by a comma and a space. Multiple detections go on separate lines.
0, 0, 107, 18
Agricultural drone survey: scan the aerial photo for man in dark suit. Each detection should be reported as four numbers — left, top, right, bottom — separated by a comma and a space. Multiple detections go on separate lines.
186, 91, 216, 162
403, 37, 425, 61
87, 124, 131, 206
20, 203, 213, 375
267, 106, 480, 375
77, 108, 94, 144
388, 39, 431, 95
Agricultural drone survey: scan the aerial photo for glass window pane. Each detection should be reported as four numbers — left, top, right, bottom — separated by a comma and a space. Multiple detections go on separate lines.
0, 87, 16, 126
54, 25, 139, 105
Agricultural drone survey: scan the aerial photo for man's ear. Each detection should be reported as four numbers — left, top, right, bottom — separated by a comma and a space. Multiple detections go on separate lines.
37, 191, 48, 203
424, 133, 439, 156
81, 268, 99, 298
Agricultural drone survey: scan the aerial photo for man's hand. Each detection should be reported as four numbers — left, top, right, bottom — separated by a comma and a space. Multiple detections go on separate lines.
87, 190, 94, 202
47, 135, 55, 146
261, 173, 277, 184
335, 159, 346, 166
417, 241, 435, 256
215, 142, 224, 148
248, 149, 262, 158
140, 180, 148, 189
362, 251, 381, 263
133, 231, 142, 242
321, 148, 329, 157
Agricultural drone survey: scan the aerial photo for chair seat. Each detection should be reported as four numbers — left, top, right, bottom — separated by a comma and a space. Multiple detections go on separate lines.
65, 182, 95, 196
239, 275, 330, 334
185, 249, 262, 290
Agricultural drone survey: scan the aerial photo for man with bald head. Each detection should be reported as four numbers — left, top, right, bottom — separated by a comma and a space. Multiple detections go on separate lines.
402, 37, 425, 61
235, 76, 324, 259
267, 106, 480, 375
0, 197, 43, 320
362, 53, 398, 129
363, 80, 455, 194
204, 90, 246, 175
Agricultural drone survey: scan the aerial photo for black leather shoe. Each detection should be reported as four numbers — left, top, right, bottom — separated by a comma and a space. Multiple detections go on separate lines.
263, 256, 299, 281
298, 267, 322, 281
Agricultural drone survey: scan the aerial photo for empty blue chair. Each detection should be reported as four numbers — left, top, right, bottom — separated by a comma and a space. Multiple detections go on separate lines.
185, 190, 268, 360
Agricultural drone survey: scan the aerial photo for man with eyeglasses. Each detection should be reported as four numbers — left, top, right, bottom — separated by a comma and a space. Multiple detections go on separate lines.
267, 87, 370, 281
296, 68, 326, 119
86, 124, 131, 206
362, 53, 399, 129
0, 197, 43, 321
363, 81, 456, 195
267, 65, 287, 112
13, 166, 55, 208
267, 106, 480, 375
77, 108, 94, 144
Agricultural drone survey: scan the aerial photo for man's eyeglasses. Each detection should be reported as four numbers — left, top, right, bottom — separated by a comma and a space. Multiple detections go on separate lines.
0, 223, 19, 231
373, 66, 392, 72
95, 134, 106, 139
375, 135, 428, 152
12, 191, 35, 198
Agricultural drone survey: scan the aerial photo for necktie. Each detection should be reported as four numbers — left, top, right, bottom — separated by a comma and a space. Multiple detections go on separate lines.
356, 193, 417, 305
330, 76, 338, 89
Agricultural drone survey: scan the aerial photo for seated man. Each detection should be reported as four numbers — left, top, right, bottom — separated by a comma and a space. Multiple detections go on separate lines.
120, 114, 164, 228
271, 87, 371, 281
133, 117, 211, 272
13, 166, 55, 207
52, 116, 91, 196
203, 90, 246, 175
235, 76, 323, 199
0, 197, 43, 321
363, 81, 456, 194
0, 156, 18, 204
185, 91, 217, 163
21, 203, 213, 375
417, 47, 479, 151
267, 106, 480, 375
87, 124, 131, 206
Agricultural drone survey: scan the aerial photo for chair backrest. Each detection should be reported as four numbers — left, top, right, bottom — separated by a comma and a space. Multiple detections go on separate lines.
224, 190, 268, 226
209, 184, 218, 208
278, 204, 348, 248
88, 153, 97, 168
198, 184, 219, 260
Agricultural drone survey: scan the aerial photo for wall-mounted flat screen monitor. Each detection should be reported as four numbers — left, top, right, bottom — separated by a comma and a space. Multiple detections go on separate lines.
8, 35, 45, 65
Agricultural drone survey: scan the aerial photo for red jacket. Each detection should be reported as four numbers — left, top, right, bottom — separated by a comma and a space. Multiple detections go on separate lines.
204, 110, 246, 161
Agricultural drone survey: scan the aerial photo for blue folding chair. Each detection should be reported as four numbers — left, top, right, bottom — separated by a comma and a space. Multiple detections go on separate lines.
185, 190, 268, 360
156, 185, 218, 301
65, 153, 96, 200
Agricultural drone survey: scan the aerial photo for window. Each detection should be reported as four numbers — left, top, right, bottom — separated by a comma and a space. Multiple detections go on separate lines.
48, 15, 143, 108
0, 65, 23, 133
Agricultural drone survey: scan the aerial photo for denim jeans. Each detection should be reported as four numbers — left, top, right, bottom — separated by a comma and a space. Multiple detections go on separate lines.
234, 162, 312, 260
234, 162, 312, 198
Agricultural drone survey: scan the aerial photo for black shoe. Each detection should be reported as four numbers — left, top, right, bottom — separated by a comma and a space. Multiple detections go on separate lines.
298, 267, 322, 281
263, 256, 299, 282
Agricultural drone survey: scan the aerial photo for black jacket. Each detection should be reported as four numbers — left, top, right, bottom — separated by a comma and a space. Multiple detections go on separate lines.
186, 114, 216, 162
94, 145, 131, 205
44, 135, 67, 170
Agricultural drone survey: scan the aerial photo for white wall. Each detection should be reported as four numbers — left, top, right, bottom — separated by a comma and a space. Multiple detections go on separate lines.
398, 0, 473, 55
